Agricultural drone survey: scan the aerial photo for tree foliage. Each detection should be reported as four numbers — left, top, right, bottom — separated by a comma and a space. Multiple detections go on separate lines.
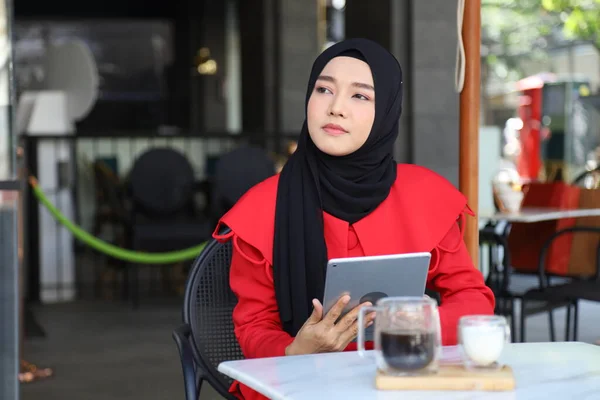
481, 0, 600, 82
481, 0, 559, 81
541, 0, 600, 48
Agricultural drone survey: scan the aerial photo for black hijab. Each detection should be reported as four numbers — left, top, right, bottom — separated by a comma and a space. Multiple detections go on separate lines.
273, 38, 403, 336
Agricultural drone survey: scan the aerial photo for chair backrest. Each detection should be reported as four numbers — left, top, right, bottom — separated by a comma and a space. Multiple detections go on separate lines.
212, 145, 276, 214
128, 147, 196, 217
573, 167, 600, 189
183, 231, 244, 389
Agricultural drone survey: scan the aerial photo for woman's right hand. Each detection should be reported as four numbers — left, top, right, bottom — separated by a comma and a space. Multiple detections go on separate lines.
285, 295, 374, 356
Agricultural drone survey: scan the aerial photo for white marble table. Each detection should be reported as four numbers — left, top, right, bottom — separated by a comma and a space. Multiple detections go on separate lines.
218, 342, 600, 399
479, 207, 600, 224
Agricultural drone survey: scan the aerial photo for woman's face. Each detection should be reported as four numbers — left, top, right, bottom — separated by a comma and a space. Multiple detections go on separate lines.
307, 56, 375, 156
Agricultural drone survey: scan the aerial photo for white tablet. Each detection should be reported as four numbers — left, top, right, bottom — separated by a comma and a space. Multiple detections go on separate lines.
322, 252, 432, 328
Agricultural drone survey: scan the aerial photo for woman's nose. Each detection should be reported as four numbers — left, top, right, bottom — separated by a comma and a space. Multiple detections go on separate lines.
328, 95, 347, 118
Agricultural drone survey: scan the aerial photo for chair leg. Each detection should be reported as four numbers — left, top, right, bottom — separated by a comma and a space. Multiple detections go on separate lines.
520, 298, 526, 343
565, 304, 572, 341
510, 298, 517, 343
495, 296, 503, 315
196, 375, 204, 400
548, 310, 556, 342
573, 300, 579, 341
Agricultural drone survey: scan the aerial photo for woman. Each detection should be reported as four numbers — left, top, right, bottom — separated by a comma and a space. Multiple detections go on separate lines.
214, 38, 495, 399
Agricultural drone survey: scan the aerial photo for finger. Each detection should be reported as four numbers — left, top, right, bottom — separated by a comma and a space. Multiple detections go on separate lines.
337, 308, 376, 349
335, 301, 372, 332
324, 295, 350, 324
338, 320, 361, 348
367, 311, 377, 324
334, 308, 377, 351
307, 299, 323, 324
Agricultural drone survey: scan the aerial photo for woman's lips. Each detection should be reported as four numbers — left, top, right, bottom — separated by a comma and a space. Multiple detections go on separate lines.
322, 123, 348, 136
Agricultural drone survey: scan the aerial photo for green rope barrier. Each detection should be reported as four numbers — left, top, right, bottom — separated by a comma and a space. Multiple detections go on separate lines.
29, 177, 207, 264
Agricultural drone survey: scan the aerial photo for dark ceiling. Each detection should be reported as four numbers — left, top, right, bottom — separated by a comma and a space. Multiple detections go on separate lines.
15, 0, 182, 19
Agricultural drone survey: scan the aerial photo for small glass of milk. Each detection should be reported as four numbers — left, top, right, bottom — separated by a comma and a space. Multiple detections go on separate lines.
458, 315, 511, 370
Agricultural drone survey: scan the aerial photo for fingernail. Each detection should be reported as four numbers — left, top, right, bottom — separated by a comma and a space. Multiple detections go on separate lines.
367, 321, 374, 327
343, 296, 350, 303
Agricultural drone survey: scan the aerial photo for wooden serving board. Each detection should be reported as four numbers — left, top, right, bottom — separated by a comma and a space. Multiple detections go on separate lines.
375, 365, 515, 391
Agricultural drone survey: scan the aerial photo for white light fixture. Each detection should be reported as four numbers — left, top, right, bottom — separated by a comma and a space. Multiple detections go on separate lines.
332, 0, 345, 10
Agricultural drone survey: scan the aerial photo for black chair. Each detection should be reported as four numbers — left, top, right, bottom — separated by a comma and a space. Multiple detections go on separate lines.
209, 145, 276, 227
479, 226, 573, 342
500, 175, 600, 341
127, 148, 212, 306
172, 228, 243, 400
520, 226, 600, 342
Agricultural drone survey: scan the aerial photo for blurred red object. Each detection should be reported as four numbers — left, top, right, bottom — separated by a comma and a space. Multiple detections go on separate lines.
508, 182, 581, 276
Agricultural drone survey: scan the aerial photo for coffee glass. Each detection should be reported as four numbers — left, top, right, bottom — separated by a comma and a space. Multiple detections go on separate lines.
357, 296, 442, 376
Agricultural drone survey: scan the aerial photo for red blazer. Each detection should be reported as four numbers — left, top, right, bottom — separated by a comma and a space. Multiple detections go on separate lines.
214, 164, 495, 400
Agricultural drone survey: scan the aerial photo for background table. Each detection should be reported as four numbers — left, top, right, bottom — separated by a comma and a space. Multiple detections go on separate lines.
479, 207, 600, 224
219, 342, 600, 399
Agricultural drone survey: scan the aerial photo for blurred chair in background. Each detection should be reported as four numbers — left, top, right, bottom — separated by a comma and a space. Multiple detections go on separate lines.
210, 145, 276, 228
127, 147, 212, 307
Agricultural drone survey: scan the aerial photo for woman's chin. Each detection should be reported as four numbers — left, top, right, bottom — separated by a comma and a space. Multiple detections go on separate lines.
313, 135, 357, 157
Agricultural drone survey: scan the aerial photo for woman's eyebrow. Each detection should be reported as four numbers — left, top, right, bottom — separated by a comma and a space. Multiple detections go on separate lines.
317, 75, 374, 91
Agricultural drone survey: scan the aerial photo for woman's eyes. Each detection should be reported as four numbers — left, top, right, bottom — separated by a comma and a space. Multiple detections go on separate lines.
315, 86, 370, 101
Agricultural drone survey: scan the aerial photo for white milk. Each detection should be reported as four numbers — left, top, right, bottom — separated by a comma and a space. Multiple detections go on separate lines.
460, 325, 505, 366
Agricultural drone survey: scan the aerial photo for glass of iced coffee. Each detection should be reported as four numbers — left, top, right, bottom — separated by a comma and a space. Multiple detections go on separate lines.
357, 296, 442, 376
